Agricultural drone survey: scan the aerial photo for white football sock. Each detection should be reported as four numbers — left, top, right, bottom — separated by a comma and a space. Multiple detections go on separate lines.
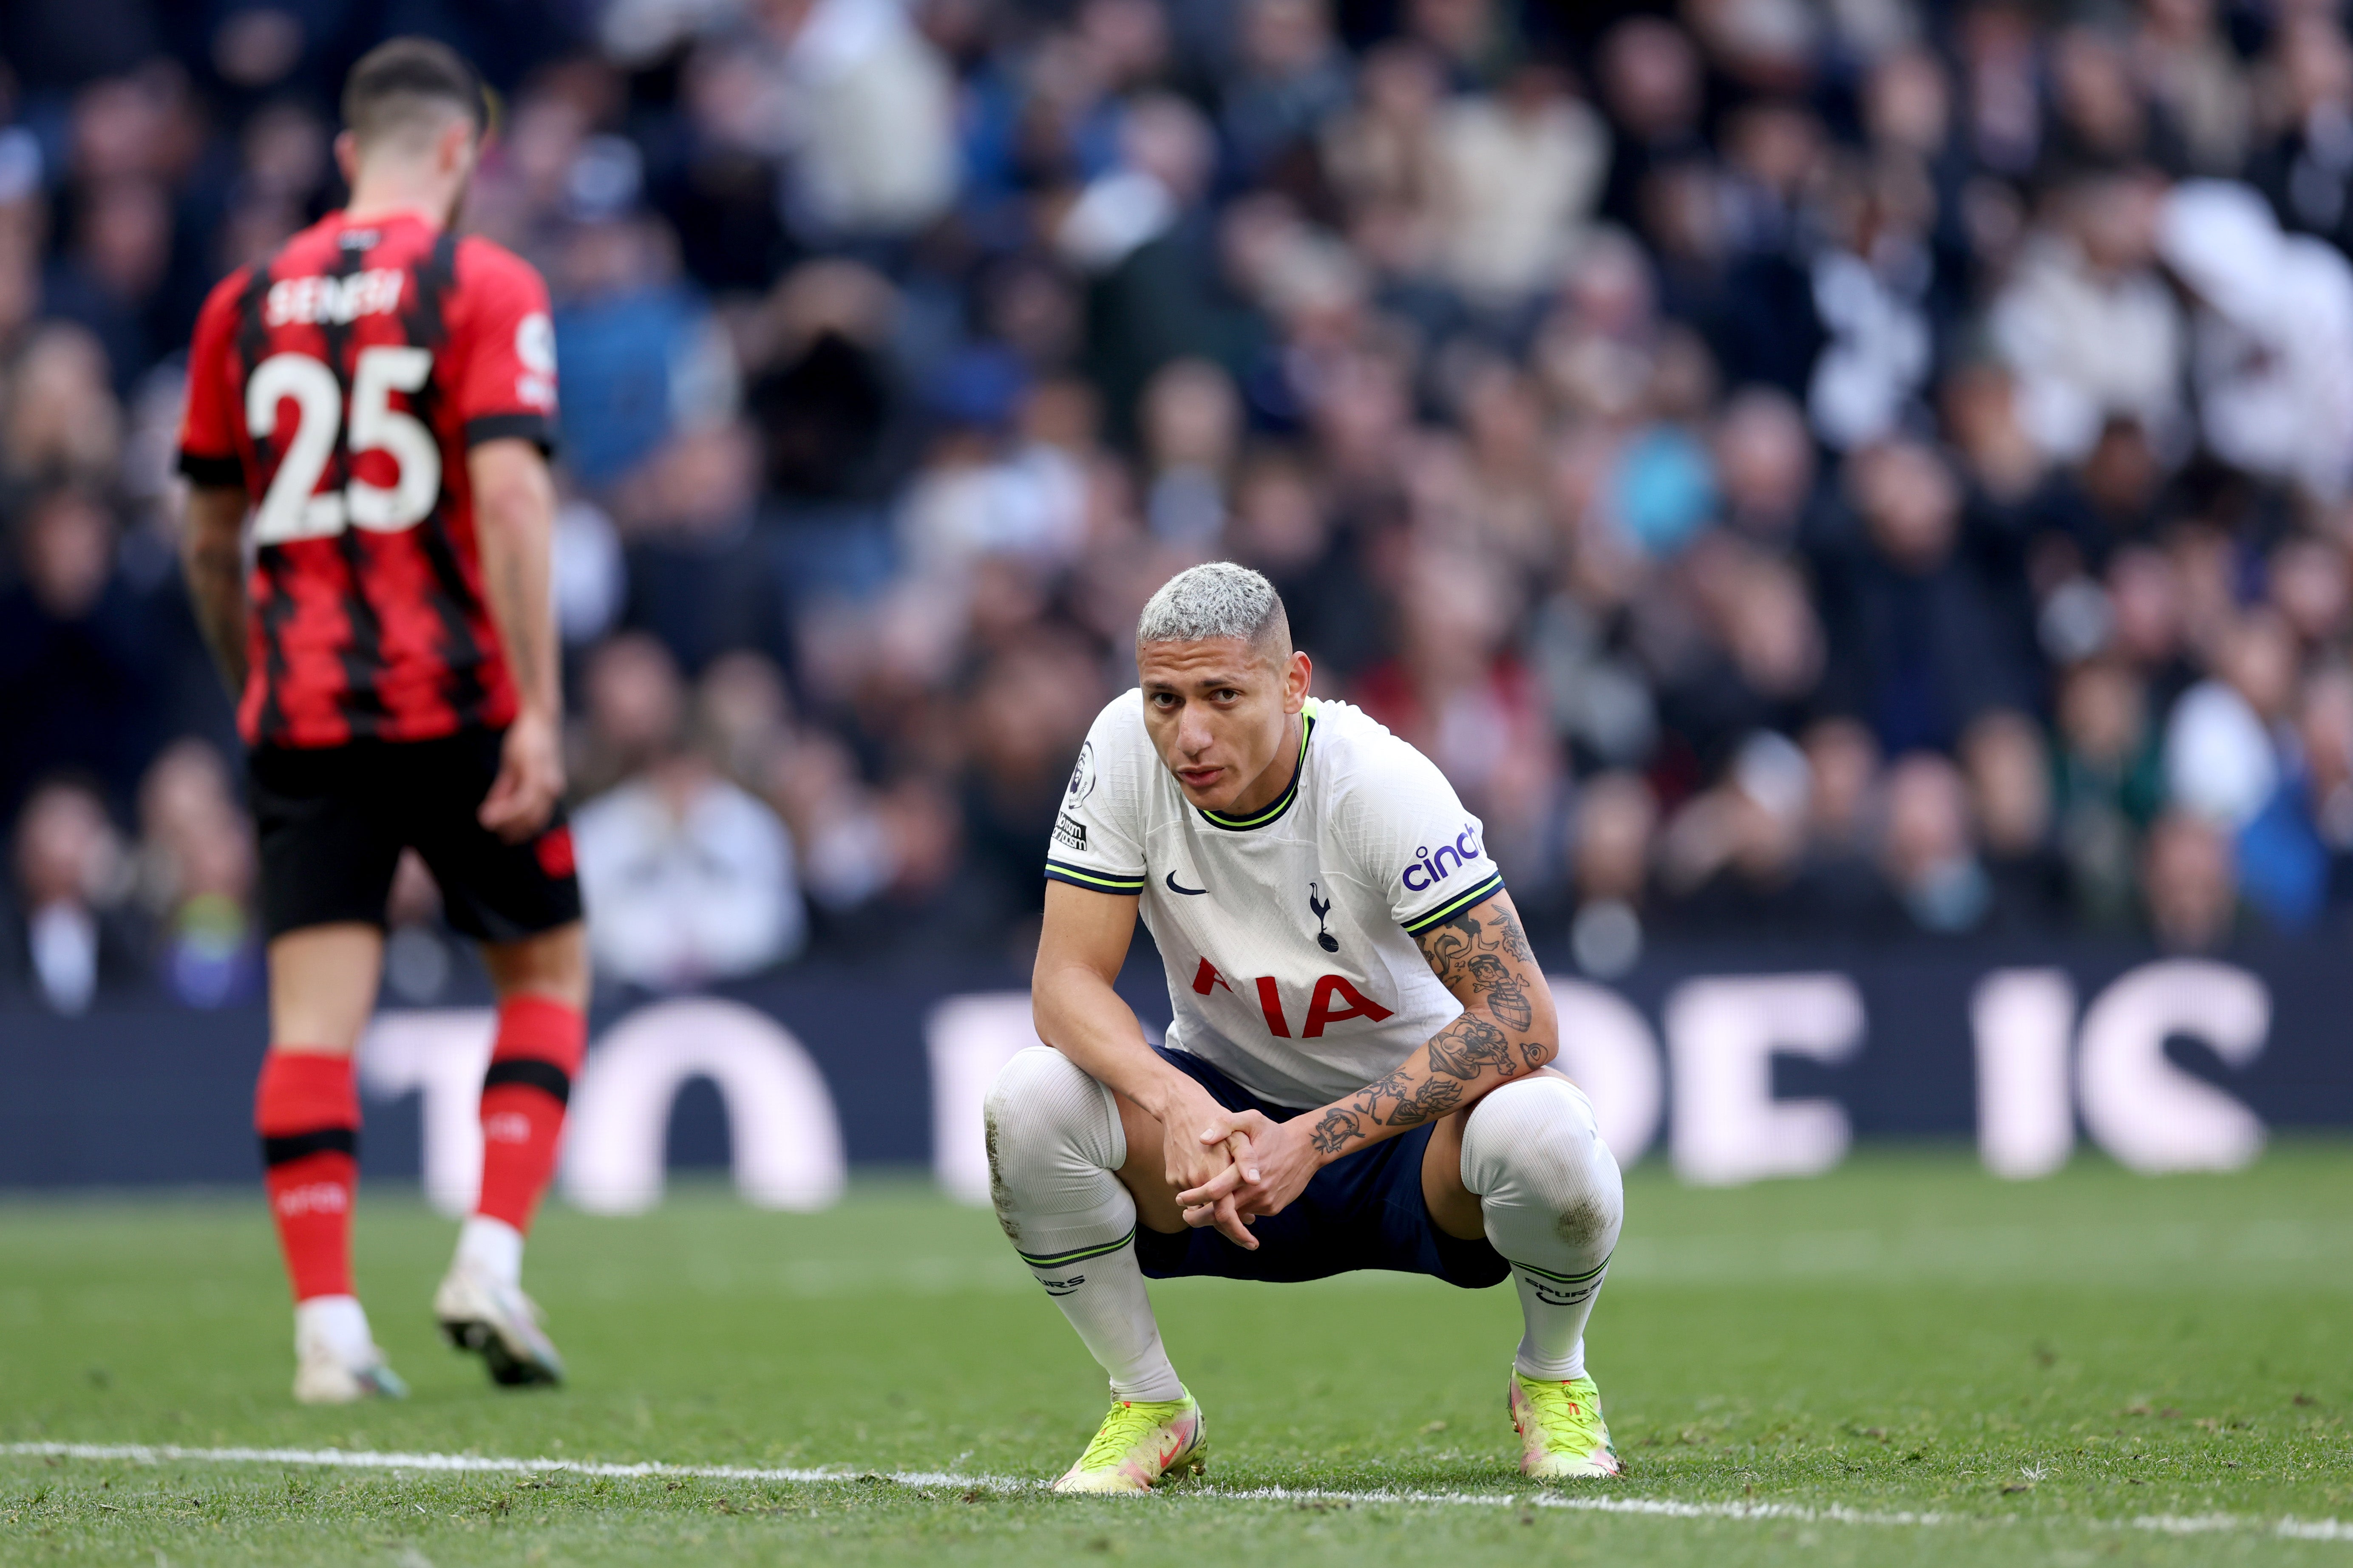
984, 1046, 1182, 1402
293, 1294, 375, 1366
1461, 1075, 1624, 1382
454, 1214, 524, 1288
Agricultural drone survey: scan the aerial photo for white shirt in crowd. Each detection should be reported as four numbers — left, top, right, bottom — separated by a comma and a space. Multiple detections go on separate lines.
573, 768, 806, 990
2157, 180, 2353, 501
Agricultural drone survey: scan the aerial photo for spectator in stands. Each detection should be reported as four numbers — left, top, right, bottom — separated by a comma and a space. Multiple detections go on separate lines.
1796, 716, 1885, 933
2, 325, 123, 498
135, 739, 259, 1008
1814, 439, 2035, 756
2142, 808, 2242, 950
1564, 770, 1654, 977
1990, 171, 2184, 465
1657, 730, 1812, 936
6, 778, 143, 1013
2156, 179, 2353, 501
572, 637, 807, 991
1221, 0, 1354, 181
1433, 61, 1607, 314
1880, 751, 1993, 936
2052, 657, 2166, 928
1962, 709, 2067, 933
15, 0, 2353, 990
0, 487, 153, 815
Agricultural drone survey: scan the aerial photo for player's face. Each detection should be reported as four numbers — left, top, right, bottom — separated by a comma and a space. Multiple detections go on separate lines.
1137, 637, 1311, 812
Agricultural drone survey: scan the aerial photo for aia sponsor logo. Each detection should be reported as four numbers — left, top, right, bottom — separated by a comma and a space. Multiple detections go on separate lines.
273, 1181, 349, 1218
1191, 960, 1393, 1037
1400, 826, 1483, 893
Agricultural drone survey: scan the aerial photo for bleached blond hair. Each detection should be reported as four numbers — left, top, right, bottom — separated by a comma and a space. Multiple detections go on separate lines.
1134, 562, 1290, 652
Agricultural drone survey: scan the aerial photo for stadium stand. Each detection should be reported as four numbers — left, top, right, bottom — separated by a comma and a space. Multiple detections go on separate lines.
6, 0, 2353, 1013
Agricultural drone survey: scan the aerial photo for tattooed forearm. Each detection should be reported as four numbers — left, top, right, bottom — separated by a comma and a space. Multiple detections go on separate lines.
1308, 1106, 1363, 1156
1397, 1073, 1463, 1121
1426, 1015, 1517, 1081
1297, 890, 1555, 1163
1343, 1065, 1465, 1134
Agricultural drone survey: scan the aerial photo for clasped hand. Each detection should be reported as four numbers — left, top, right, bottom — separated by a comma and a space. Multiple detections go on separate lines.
1173, 1109, 1319, 1251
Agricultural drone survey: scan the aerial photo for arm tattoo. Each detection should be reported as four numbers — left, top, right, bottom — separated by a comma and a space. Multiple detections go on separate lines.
1344, 1066, 1465, 1132
1414, 902, 1537, 989
1465, 953, 1534, 1031
1304, 894, 1550, 1161
1426, 1014, 1517, 1081
1307, 1106, 1363, 1156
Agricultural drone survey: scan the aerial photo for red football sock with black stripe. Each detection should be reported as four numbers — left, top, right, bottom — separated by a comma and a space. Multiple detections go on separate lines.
474, 996, 586, 1234
255, 1050, 360, 1302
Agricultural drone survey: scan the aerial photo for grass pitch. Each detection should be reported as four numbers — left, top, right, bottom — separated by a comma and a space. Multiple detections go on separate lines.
3, 1147, 2350, 1565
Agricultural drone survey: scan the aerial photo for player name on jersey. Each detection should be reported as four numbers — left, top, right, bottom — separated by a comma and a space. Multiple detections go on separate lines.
264, 268, 405, 328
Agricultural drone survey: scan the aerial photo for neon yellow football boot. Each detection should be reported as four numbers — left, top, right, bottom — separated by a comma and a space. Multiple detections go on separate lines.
1051, 1389, 1208, 1494
1508, 1371, 1621, 1479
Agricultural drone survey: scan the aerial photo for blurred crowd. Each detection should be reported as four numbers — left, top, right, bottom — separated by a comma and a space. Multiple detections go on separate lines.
10, 0, 2353, 1012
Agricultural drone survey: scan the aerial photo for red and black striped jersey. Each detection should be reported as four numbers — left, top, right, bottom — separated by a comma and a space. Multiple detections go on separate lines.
177, 209, 558, 749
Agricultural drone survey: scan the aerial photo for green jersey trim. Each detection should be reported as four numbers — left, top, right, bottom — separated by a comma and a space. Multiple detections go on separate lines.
1194, 710, 1316, 832
1399, 870, 1507, 935
1044, 859, 1147, 894
1015, 1228, 1139, 1269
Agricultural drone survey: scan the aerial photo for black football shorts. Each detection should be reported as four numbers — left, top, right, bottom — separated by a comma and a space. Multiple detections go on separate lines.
247, 727, 584, 943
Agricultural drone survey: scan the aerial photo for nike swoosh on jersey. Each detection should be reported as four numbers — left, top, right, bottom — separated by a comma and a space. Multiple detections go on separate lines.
1165, 872, 1208, 896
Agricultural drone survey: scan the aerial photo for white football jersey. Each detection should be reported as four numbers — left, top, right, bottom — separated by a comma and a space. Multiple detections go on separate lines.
1045, 691, 1503, 1108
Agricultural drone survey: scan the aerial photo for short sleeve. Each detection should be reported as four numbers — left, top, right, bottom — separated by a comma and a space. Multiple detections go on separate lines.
176, 270, 249, 488
1043, 694, 1150, 896
1333, 738, 1505, 934
451, 240, 558, 453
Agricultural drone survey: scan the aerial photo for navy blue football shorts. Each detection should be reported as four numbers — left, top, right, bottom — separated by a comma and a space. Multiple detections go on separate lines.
1131, 1046, 1510, 1290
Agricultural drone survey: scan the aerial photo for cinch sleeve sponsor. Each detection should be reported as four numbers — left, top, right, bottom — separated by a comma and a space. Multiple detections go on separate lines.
1043, 694, 1148, 896
1336, 739, 1505, 934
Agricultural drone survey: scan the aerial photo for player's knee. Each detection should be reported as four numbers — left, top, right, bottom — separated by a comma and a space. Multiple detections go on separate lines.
1463, 1076, 1624, 1255
982, 1047, 1123, 1200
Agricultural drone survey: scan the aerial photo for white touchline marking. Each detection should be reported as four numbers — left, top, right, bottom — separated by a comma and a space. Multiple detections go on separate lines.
3, 1443, 2347, 1541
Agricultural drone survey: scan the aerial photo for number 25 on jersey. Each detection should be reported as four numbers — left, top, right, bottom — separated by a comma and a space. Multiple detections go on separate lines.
247, 346, 440, 544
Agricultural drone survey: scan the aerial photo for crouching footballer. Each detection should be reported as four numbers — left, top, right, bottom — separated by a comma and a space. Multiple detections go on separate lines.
989, 562, 1626, 1492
